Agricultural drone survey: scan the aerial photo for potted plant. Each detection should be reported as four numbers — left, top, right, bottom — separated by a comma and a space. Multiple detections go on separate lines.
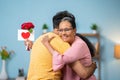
0, 46, 14, 80
42, 23, 48, 34
90, 23, 98, 33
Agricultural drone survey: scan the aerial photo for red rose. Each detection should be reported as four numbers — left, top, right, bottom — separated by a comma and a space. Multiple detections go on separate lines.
21, 22, 34, 30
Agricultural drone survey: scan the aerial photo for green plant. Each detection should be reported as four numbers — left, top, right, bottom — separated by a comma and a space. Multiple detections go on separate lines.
42, 24, 48, 29
90, 24, 98, 30
0, 46, 14, 60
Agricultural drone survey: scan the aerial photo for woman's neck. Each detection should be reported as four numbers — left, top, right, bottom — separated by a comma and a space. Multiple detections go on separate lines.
69, 36, 75, 45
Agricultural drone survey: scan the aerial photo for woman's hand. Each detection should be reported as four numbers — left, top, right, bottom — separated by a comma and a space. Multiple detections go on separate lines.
41, 35, 55, 46
41, 35, 55, 54
41, 35, 50, 45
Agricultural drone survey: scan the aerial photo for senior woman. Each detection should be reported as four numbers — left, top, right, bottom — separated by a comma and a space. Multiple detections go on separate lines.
42, 12, 96, 80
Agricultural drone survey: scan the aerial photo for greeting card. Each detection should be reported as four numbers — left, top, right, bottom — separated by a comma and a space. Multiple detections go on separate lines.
18, 30, 34, 41
18, 22, 35, 51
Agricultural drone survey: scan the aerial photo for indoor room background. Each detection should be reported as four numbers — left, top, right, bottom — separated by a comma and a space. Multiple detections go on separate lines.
0, 0, 120, 80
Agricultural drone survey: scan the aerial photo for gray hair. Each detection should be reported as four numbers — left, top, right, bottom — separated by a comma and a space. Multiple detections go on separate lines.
61, 17, 72, 21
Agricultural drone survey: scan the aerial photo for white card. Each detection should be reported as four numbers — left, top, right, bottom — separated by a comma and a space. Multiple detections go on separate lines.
18, 29, 34, 41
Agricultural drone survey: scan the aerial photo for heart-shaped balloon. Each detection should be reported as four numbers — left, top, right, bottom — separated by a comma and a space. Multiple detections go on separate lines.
21, 32, 30, 39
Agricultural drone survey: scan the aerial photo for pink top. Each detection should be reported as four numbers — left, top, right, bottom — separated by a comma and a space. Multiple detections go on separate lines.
52, 36, 96, 80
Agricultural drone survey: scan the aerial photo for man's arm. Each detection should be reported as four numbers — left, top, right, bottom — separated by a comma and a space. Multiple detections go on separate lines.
69, 61, 97, 79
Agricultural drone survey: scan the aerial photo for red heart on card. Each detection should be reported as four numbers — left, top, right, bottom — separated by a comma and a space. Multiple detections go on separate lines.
21, 32, 30, 39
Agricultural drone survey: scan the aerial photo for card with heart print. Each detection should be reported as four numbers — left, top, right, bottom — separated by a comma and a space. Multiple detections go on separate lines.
18, 29, 34, 41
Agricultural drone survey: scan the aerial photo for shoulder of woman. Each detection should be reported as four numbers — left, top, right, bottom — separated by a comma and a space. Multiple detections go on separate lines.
75, 36, 84, 42
75, 36, 86, 45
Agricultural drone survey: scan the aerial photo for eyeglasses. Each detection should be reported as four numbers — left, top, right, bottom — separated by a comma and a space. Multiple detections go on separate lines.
58, 28, 73, 33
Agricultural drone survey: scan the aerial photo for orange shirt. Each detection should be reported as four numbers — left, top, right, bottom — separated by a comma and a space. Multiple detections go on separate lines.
27, 32, 70, 80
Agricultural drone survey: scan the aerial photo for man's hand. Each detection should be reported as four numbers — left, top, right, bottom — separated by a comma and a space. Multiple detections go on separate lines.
69, 61, 97, 79
24, 39, 33, 51
85, 61, 97, 79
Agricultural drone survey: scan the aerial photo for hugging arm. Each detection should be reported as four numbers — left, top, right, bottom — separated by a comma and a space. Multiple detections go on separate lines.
41, 36, 96, 79
70, 61, 97, 79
